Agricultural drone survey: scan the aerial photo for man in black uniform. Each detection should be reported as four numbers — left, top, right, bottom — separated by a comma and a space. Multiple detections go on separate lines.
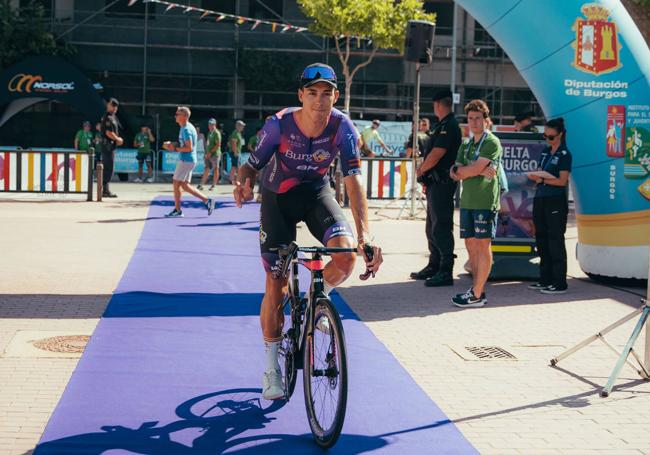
410, 89, 462, 286
100, 98, 123, 198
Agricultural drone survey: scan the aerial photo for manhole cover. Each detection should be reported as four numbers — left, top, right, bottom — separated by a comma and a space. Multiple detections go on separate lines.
31, 335, 89, 353
465, 346, 517, 360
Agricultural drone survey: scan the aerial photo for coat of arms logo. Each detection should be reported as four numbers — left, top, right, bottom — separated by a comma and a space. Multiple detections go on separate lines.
572, 4, 622, 75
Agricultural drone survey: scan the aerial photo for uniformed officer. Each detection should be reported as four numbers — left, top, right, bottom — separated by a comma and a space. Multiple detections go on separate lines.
100, 98, 123, 198
526, 117, 572, 294
410, 89, 462, 286
514, 111, 538, 133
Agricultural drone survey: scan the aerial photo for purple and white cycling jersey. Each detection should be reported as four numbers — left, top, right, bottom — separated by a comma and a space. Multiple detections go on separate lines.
247, 107, 361, 193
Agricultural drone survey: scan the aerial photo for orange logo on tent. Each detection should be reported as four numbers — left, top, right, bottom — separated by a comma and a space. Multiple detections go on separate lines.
8, 74, 43, 93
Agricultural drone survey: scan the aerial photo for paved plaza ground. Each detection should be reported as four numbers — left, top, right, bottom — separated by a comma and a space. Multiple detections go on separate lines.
1, 182, 649, 455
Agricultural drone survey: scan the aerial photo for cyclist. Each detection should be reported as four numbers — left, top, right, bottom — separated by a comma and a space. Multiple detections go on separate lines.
233, 63, 383, 400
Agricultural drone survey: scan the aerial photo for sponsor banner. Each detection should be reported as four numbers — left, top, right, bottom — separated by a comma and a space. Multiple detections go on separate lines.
495, 136, 546, 242
161, 151, 206, 174
606, 105, 626, 158
353, 120, 411, 157
624, 104, 650, 200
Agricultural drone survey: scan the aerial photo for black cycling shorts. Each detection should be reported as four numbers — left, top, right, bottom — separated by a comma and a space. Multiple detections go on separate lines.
259, 183, 354, 274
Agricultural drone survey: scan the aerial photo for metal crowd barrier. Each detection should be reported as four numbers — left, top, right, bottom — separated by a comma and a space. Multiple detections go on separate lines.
0, 147, 93, 200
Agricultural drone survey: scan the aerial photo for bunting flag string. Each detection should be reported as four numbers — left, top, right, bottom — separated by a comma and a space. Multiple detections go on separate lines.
131, 0, 310, 34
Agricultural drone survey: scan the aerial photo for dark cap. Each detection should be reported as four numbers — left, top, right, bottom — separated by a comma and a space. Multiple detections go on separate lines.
300, 63, 337, 89
108, 97, 119, 107
432, 89, 453, 102
82, 120, 91, 126
514, 111, 533, 122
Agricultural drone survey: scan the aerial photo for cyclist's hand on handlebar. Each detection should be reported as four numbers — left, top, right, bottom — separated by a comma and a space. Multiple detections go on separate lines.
233, 177, 253, 208
358, 241, 383, 280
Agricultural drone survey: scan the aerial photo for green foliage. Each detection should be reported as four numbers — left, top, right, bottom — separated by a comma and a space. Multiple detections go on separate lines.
298, 0, 435, 52
0, 0, 75, 70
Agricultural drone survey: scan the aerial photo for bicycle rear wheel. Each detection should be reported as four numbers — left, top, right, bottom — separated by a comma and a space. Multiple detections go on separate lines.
303, 298, 348, 448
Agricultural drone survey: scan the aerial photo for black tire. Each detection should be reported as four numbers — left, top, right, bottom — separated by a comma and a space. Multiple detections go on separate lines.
281, 333, 298, 400
303, 298, 348, 448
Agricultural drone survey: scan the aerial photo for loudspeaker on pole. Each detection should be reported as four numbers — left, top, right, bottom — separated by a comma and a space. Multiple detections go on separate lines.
404, 20, 436, 64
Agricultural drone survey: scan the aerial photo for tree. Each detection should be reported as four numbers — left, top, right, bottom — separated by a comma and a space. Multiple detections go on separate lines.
0, 0, 74, 70
298, 0, 435, 112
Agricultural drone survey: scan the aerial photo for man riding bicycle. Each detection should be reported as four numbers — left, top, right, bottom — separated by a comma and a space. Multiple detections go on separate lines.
233, 63, 383, 400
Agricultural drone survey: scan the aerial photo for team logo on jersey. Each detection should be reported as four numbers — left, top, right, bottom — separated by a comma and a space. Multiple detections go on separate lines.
572, 4, 622, 75
312, 149, 330, 163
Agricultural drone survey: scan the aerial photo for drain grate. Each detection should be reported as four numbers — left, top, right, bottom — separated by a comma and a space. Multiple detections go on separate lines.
465, 346, 517, 360
31, 335, 89, 354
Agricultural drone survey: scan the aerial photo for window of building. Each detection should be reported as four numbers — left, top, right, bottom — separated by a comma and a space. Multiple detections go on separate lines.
424, 1, 453, 36
248, 0, 283, 20
202, 0, 236, 15
20, 0, 51, 16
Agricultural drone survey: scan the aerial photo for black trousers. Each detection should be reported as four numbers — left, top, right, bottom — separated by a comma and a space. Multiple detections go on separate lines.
425, 181, 457, 272
533, 195, 568, 287
101, 147, 115, 193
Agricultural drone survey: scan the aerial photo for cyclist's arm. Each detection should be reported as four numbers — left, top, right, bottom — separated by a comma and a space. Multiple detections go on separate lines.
344, 174, 371, 243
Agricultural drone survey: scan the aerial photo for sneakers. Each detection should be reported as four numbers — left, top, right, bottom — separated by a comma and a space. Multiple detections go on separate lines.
102, 192, 118, 198
316, 316, 331, 335
206, 198, 214, 216
540, 285, 568, 294
197, 184, 204, 190
424, 271, 453, 287
262, 368, 285, 400
209, 185, 215, 191
165, 209, 184, 218
527, 282, 549, 290
145, 177, 154, 183
452, 288, 487, 308
133, 177, 143, 183
410, 265, 438, 280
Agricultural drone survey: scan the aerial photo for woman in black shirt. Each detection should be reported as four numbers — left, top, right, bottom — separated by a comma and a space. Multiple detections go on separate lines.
527, 118, 572, 294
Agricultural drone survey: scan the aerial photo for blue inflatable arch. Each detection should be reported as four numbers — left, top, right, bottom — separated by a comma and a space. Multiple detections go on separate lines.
456, 0, 650, 279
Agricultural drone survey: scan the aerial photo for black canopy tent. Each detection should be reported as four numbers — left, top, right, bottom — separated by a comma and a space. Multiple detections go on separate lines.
0, 56, 107, 129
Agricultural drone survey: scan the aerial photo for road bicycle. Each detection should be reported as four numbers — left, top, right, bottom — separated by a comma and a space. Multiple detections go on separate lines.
275, 241, 373, 448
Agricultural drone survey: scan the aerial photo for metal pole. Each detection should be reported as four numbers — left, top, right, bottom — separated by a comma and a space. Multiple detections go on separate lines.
643, 253, 650, 371
141, 1, 149, 116
234, 0, 241, 120
451, 2, 458, 96
410, 62, 421, 217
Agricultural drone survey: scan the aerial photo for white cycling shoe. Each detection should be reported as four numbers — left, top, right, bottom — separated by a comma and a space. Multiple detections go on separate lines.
262, 368, 285, 400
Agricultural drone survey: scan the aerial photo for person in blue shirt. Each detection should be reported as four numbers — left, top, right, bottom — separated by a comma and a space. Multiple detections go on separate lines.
162, 106, 214, 218
527, 117, 573, 294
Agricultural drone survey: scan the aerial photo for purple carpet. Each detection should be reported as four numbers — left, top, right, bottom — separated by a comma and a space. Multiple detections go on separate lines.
35, 197, 477, 454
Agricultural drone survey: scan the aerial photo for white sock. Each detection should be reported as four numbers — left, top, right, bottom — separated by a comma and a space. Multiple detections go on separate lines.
264, 340, 281, 372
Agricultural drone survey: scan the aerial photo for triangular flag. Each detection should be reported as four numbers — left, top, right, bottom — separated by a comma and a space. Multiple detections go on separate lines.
127, 0, 138, 6
272, 23, 278, 32
216, 14, 226, 22
200, 11, 210, 19
237, 17, 246, 25
184, 7, 193, 13
281, 25, 290, 33
295, 27, 306, 33
251, 20, 261, 30
165, 4, 175, 12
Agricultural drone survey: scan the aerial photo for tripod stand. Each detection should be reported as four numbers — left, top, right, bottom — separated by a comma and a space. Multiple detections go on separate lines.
374, 62, 426, 220
550, 297, 650, 397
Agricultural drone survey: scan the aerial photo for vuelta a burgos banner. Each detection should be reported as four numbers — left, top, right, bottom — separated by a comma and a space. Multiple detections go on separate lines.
457, 0, 650, 279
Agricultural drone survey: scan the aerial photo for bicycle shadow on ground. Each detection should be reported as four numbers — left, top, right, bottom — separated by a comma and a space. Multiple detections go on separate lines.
33, 388, 388, 454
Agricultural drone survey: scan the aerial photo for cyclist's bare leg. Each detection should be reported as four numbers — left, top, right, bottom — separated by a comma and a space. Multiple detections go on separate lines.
323, 235, 357, 288
261, 272, 286, 341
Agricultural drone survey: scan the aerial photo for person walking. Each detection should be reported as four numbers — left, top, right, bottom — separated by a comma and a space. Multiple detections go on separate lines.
450, 99, 503, 308
133, 125, 155, 183
527, 118, 572, 294
228, 120, 246, 184
100, 98, 124, 198
411, 89, 462, 286
198, 118, 222, 191
74, 121, 93, 152
162, 106, 214, 218
360, 119, 392, 157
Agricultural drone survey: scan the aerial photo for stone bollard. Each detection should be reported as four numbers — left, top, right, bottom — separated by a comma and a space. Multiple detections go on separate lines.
96, 162, 103, 202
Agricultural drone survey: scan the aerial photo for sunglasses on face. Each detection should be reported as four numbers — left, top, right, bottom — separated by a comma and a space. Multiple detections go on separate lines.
301, 66, 337, 82
543, 134, 558, 140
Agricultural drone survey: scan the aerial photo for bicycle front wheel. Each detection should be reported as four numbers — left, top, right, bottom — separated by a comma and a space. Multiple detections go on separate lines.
303, 298, 348, 448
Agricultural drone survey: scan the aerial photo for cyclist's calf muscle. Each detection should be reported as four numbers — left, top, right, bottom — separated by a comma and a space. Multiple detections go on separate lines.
262, 272, 286, 341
